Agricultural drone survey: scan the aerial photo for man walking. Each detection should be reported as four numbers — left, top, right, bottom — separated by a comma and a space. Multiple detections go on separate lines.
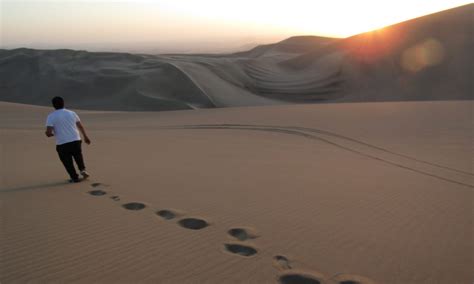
45, 97, 91, 183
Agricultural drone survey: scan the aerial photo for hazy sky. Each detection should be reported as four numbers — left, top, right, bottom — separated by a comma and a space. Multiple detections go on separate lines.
0, 0, 471, 53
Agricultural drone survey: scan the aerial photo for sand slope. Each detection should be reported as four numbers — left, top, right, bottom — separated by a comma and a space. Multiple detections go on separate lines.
1, 4, 472, 111
1, 101, 472, 283
285, 3, 473, 102
0, 49, 215, 110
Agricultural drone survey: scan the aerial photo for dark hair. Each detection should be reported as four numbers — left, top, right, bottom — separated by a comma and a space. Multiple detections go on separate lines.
52, 96, 64, 109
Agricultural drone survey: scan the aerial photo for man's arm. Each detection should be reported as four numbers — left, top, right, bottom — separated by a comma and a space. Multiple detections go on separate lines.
76, 121, 91, 145
45, 126, 54, 137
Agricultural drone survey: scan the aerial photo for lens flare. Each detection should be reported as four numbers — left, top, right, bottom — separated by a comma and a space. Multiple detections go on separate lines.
401, 38, 445, 72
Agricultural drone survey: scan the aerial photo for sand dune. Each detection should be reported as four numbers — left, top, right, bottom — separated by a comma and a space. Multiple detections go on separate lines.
231, 36, 337, 58
1, 6, 472, 282
1, 100, 472, 283
0, 49, 214, 110
284, 3, 473, 102
1, 4, 472, 111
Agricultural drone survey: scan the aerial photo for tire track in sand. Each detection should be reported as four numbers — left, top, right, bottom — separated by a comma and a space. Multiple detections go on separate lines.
161, 124, 473, 188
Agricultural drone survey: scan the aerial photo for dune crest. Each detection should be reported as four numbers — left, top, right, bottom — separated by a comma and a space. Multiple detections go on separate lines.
1, 4, 472, 110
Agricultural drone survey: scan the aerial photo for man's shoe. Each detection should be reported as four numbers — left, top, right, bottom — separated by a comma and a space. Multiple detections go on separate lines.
69, 178, 81, 183
80, 170, 90, 179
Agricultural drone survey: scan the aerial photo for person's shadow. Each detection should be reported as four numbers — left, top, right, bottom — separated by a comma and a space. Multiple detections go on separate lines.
0, 181, 73, 193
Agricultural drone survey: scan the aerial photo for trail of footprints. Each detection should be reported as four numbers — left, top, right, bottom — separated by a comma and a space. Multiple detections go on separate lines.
86, 182, 376, 284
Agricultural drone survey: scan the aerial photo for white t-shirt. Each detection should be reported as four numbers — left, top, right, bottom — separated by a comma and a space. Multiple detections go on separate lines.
46, 109, 82, 145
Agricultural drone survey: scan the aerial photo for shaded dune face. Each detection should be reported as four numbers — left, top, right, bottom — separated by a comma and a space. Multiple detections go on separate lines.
215, 4, 472, 102
0, 49, 214, 111
283, 4, 473, 102
0, 4, 471, 110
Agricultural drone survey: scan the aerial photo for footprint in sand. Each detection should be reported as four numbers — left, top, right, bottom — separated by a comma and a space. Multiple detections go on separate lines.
331, 274, 376, 284
278, 272, 324, 284
228, 228, 258, 241
122, 202, 146, 211
224, 243, 258, 257
88, 190, 107, 196
88, 183, 121, 200
273, 255, 292, 270
86, 181, 371, 284
178, 218, 208, 230
156, 210, 177, 220
110, 196, 120, 201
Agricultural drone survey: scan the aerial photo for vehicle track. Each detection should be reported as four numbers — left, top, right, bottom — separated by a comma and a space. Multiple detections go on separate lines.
161, 124, 473, 188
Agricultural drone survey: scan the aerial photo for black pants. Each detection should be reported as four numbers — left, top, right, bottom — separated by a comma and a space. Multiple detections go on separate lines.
56, 140, 86, 180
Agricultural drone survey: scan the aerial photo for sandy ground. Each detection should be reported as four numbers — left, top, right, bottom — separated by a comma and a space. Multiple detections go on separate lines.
0, 101, 472, 283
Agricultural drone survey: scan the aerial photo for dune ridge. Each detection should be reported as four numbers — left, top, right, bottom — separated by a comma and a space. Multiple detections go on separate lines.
1, 4, 472, 110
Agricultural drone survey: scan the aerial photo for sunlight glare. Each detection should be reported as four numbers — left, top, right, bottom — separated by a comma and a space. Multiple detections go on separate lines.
155, 0, 472, 37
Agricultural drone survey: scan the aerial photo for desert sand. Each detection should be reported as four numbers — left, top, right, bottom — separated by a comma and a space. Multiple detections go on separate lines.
1, 3, 473, 284
1, 100, 472, 283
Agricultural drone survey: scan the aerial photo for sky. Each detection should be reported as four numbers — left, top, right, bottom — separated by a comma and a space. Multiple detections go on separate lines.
0, 0, 471, 53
